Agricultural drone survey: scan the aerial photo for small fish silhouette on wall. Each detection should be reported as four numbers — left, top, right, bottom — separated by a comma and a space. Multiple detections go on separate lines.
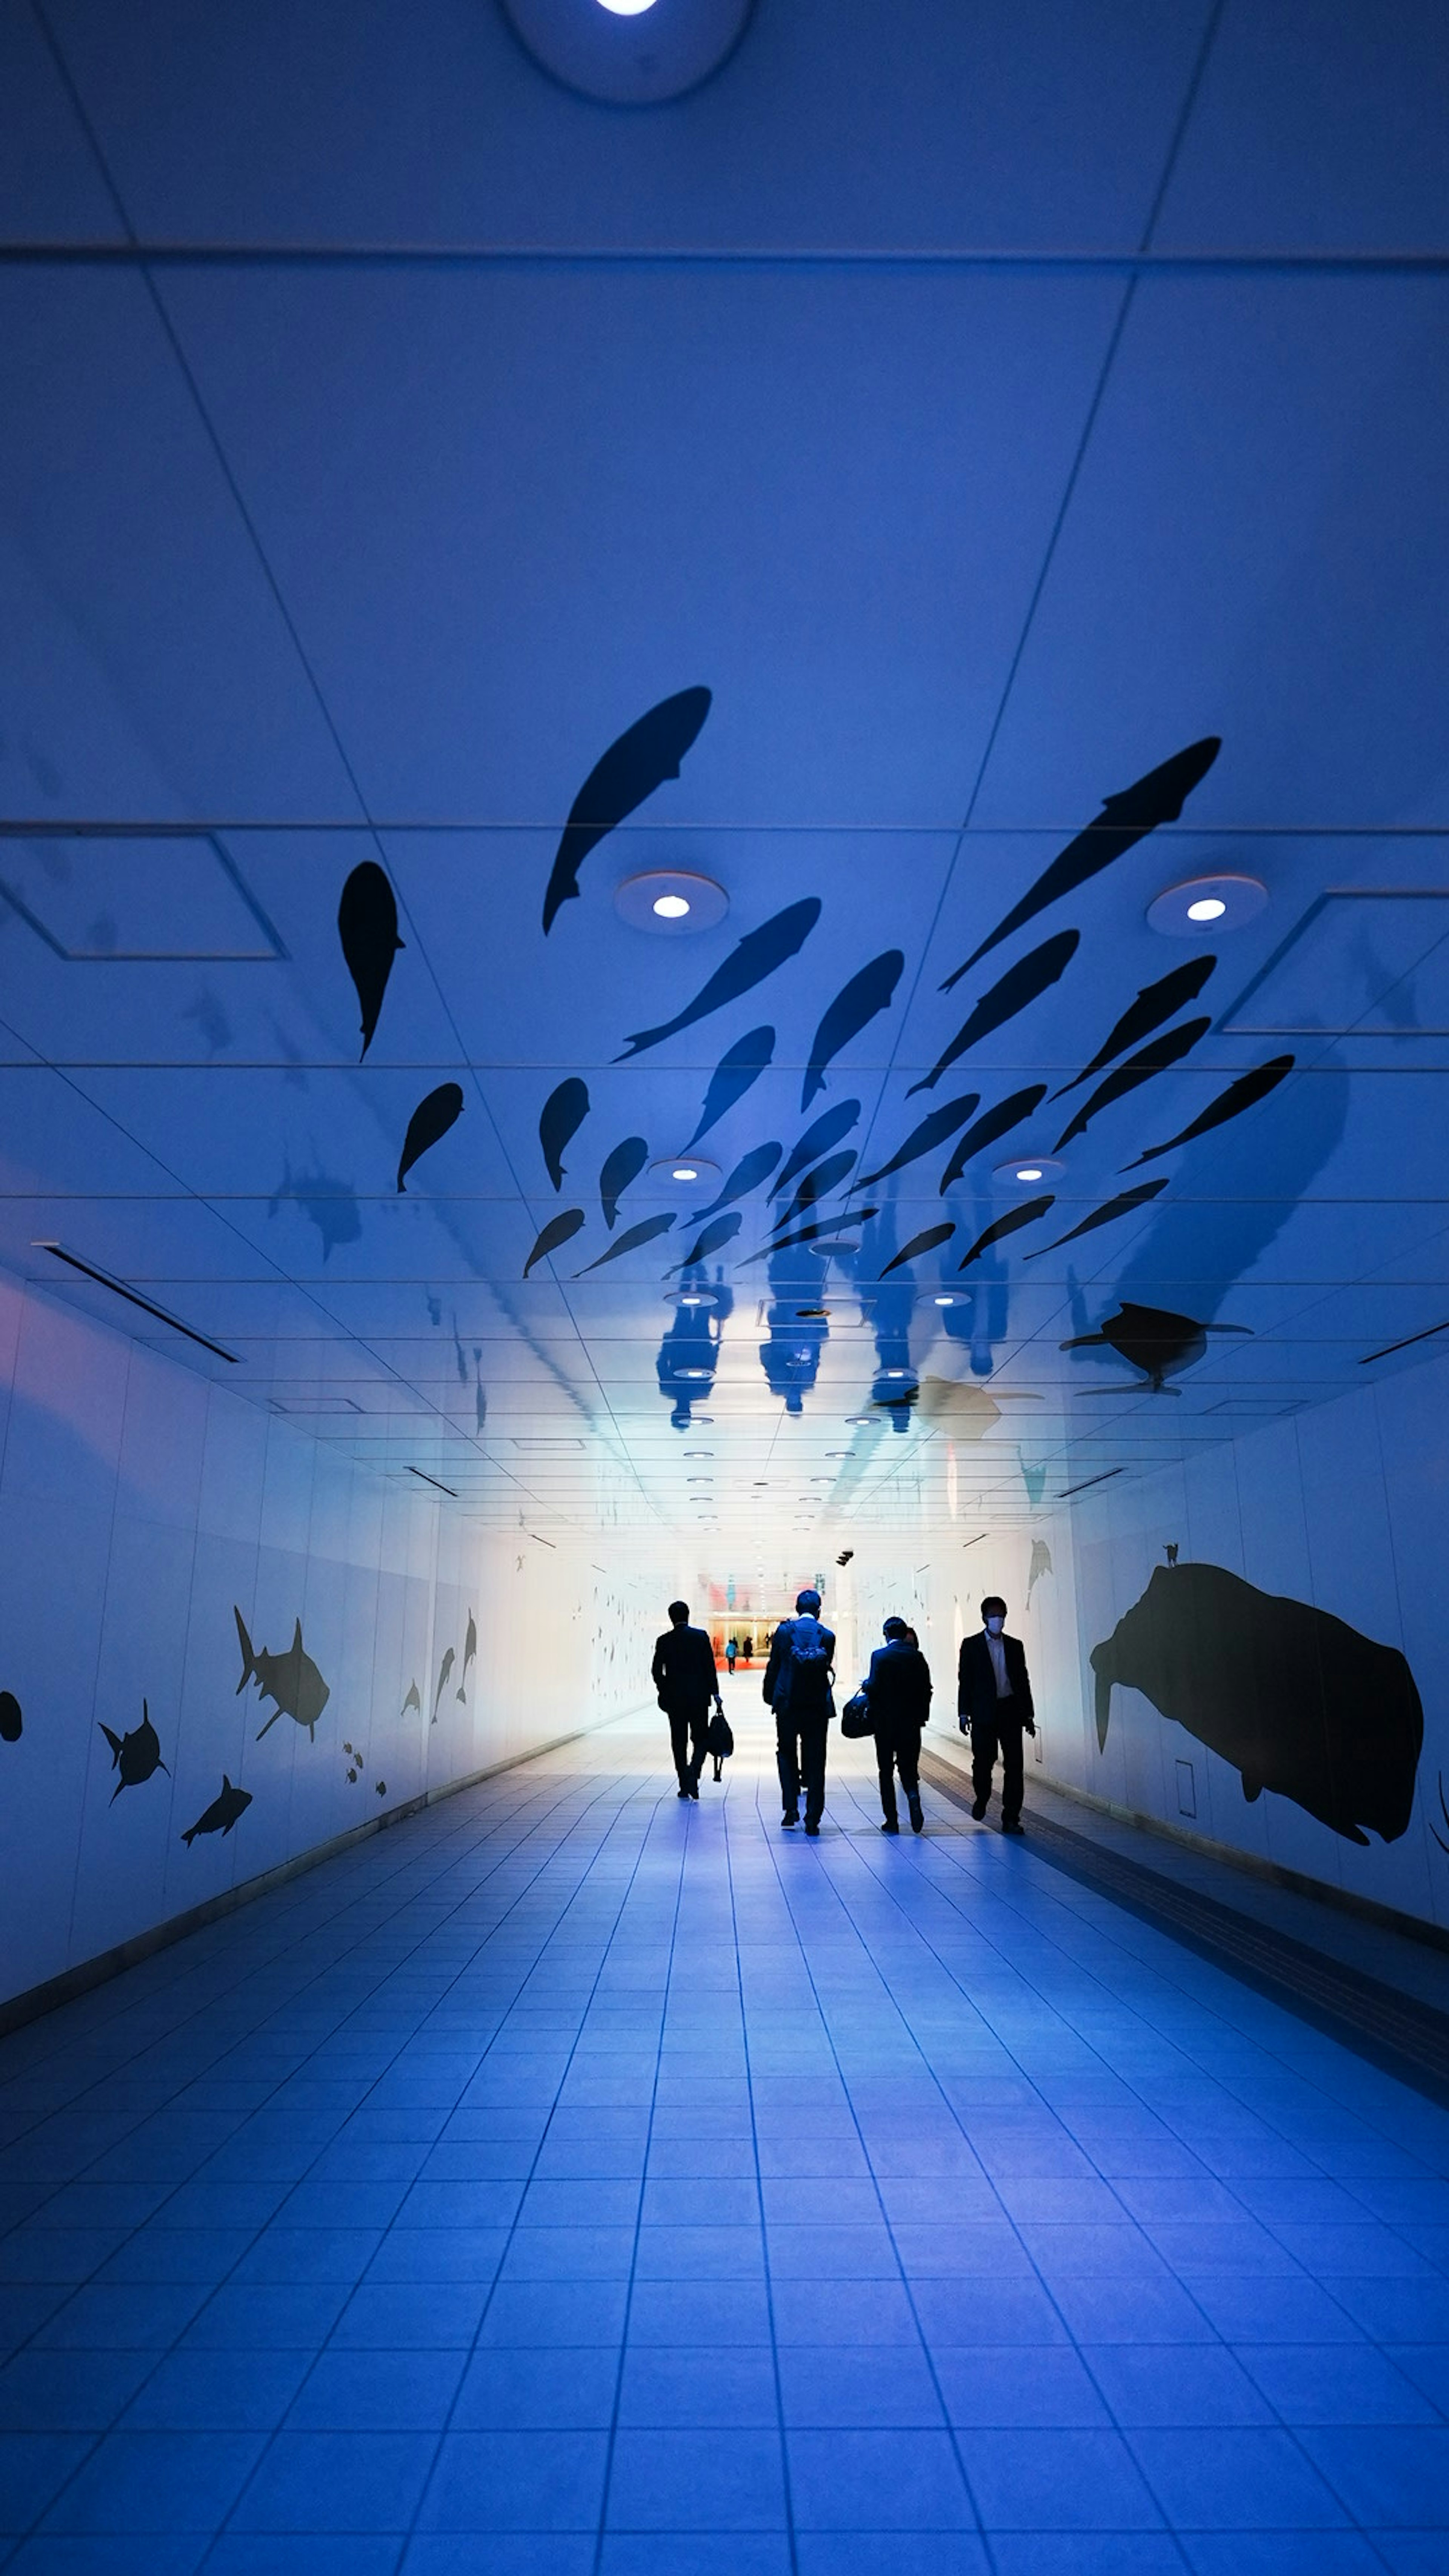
397, 1084, 464, 1191
540, 1079, 590, 1191
100, 1702, 168, 1802
338, 861, 404, 1058
854, 1095, 979, 1191
457, 1610, 477, 1702
182, 1775, 252, 1844
401, 1679, 422, 1717
543, 687, 712, 934
432, 1648, 455, 1721
235, 1609, 331, 1742
0, 1691, 20, 1743
577, 1212, 676, 1273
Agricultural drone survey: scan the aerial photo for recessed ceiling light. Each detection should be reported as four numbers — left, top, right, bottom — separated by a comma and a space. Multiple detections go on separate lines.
596, 0, 656, 15
992, 1154, 1064, 1187
615, 871, 728, 934
651, 1157, 720, 1190
882, 1368, 910, 1379
673, 1166, 699, 1183
652, 892, 690, 919
932, 1293, 959, 1307
1147, 874, 1268, 938
1187, 896, 1226, 922
678, 1367, 711, 1380
500, 0, 754, 104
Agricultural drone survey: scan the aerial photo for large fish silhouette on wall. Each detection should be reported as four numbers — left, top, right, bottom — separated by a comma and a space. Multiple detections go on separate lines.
960, 737, 1221, 973
618, 900, 821, 1059
100, 1702, 168, 1801
338, 861, 404, 1058
1062, 1300, 1251, 1392
236, 1610, 331, 1742
457, 1610, 477, 1702
540, 1079, 590, 1191
802, 953, 904, 1109
543, 687, 712, 934
1092, 1561, 1422, 1844
182, 1776, 252, 1844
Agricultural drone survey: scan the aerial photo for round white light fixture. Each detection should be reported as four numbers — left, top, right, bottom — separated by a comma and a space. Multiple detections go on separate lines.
1147, 873, 1267, 938
993, 1154, 1065, 1187
500, 0, 754, 106
933, 1292, 960, 1307
677, 1367, 711, 1380
614, 871, 729, 935
650, 1156, 720, 1190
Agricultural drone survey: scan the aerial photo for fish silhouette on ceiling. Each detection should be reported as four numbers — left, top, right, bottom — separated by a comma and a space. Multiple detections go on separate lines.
1061, 1300, 1251, 1392
671, 1212, 744, 1271
1124, 1055, 1295, 1168
802, 951, 904, 1109
854, 1094, 979, 1190
542, 686, 712, 934
100, 1702, 168, 1801
577, 1211, 677, 1272
182, 1776, 253, 1844
958, 1198, 1053, 1269
525, 1207, 586, 1276
914, 931, 1079, 1094
338, 861, 404, 1058
1092, 1561, 1421, 1844
695, 1141, 782, 1219
0, 1691, 20, 1743
397, 1084, 464, 1192
938, 1086, 1048, 1192
772, 1101, 860, 1200
686, 1027, 774, 1147
881, 1221, 956, 1276
599, 1136, 649, 1230
1054, 1018, 1210, 1152
238, 1611, 331, 1741
618, 899, 821, 1059
960, 737, 1221, 973
772, 1148, 857, 1233
1024, 1177, 1169, 1258
1053, 956, 1216, 1099
540, 1079, 590, 1191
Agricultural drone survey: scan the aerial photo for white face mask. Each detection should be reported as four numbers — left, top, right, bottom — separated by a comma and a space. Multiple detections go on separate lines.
986, 1616, 1004, 1635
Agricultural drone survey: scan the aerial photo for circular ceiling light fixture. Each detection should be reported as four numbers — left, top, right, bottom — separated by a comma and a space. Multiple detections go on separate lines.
614, 871, 729, 934
1147, 873, 1268, 938
992, 1155, 1064, 1187
932, 1292, 960, 1307
500, 0, 755, 107
651, 1156, 721, 1190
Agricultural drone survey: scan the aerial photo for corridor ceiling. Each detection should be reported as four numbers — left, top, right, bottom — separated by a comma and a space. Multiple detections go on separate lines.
2, 0, 1447, 1552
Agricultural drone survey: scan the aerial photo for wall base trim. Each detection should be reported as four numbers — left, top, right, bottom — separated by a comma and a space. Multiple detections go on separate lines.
0, 1709, 639, 2040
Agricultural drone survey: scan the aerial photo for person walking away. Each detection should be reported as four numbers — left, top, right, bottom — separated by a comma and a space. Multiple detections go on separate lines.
652, 1600, 723, 1800
958, 1594, 1035, 1833
764, 1588, 835, 1835
726, 1638, 738, 1678
865, 1617, 932, 1833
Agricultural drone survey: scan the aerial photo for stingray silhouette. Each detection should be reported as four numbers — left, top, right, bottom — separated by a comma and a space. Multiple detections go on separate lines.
958, 1198, 1053, 1269
525, 1207, 586, 1276
619, 899, 821, 1059
686, 1027, 774, 1147
397, 1083, 464, 1192
917, 930, 1078, 1088
1055, 1018, 1210, 1152
939, 1086, 1048, 1192
854, 1094, 979, 1190
599, 1136, 649, 1230
1061, 1300, 1251, 1391
772, 1148, 857, 1233
672, 1212, 743, 1270
1024, 1177, 1169, 1258
100, 1702, 168, 1802
338, 861, 404, 1059
961, 737, 1222, 972
803, 952, 903, 1108
540, 1078, 590, 1191
696, 1141, 781, 1218
773, 1101, 860, 1199
577, 1212, 677, 1273
1054, 956, 1216, 1098
1124, 1055, 1295, 1168
543, 687, 712, 934
881, 1221, 956, 1276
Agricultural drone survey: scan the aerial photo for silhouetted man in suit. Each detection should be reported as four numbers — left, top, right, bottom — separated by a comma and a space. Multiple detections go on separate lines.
764, 1588, 835, 1835
866, 1616, 932, 1835
652, 1601, 722, 1801
958, 1594, 1035, 1834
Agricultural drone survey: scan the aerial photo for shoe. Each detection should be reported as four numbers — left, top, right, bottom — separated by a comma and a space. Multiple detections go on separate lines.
782, 1811, 798, 1829
1002, 1817, 1024, 1835
689, 1785, 700, 1800
804, 1821, 820, 1837
880, 1819, 899, 1835
908, 1798, 924, 1834
677, 1787, 691, 1800
971, 1795, 989, 1821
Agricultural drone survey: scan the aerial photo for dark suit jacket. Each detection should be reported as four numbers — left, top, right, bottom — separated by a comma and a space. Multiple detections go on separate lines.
958, 1630, 1034, 1726
865, 1641, 932, 1733
763, 1618, 836, 1718
652, 1624, 719, 1712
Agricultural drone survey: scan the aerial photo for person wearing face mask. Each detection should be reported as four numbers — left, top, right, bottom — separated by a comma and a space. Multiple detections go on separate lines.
958, 1595, 1035, 1834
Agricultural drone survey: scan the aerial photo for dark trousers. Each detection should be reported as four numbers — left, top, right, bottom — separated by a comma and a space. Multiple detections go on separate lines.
667, 1703, 710, 1789
971, 1706, 1025, 1823
875, 1722, 922, 1825
776, 1710, 829, 1825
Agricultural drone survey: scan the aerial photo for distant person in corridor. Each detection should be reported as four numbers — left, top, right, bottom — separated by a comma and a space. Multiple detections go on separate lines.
652, 1600, 722, 1801
866, 1616, 931, 1835
764, 1588, 835, 1835
958, 1594, 1035, 1834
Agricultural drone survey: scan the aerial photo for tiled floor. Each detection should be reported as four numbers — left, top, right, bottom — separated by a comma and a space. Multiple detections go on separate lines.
2, 1705, 1447, 2574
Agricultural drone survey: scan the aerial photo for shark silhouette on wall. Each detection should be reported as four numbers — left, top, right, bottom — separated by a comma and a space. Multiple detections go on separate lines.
100, 1702, 168, 1801
236, 1610, 331, 1742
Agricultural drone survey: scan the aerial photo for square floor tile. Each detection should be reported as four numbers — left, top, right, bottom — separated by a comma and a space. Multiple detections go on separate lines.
418, 2430, 608, 2531
454, 2346, 620, 2430
605, 2428, 786, 2531
229, 2430, 436, 2532
788, 2427, 974, 2529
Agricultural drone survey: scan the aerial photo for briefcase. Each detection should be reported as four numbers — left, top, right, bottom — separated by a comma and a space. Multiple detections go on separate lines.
840, 1688, 873, 1739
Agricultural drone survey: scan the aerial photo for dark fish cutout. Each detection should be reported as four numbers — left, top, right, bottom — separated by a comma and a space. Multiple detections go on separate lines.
1024, 1177, 1169, 1258
617, 899, 821, 1060
0, 1691, 20, 1743
457, 1609, 477, 1702
938, 1086, 1048, 1192
1061, 1300, 1251, 1392
773, 1102, 861, 1199
672, 1212, 743, 1270
401, 1679, 421, 1719
1164, 1543, 1179, 1564
577, 1212, 677, 1272
236, 1609, 331, 1742
854, 1095, 979, 1190
100, 1702, 168, 1802
751, 1208, 879, 1259
772, 1148, 857, 1233
881, 1222, 956, 1276
543, 687, 712, 934
686, 1027, 774, 1147
916, 931, 1078, 1090
1125, 1055, 1295, 1169
599, 1135, 648, 1230
1054, 1017, 1210, 1153
802, 952, 904, 1109
182, 1775, 252, 1845
338, 861, 404, 1059
960, 737, 1222, 973
540, 1078, 590, 1192
1092, 1562, 1421, 1844
397, 1083, 464, 1193
958, 1197, 1054, 1269
432, 1649, 454, 1721
697, 1141, 782, 1219
1053, 956, 1216, 1098
525, 1207, 586, 1277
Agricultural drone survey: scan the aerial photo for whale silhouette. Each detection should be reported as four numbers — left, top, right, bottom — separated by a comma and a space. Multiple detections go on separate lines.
1061, 1300, 1251, 1392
